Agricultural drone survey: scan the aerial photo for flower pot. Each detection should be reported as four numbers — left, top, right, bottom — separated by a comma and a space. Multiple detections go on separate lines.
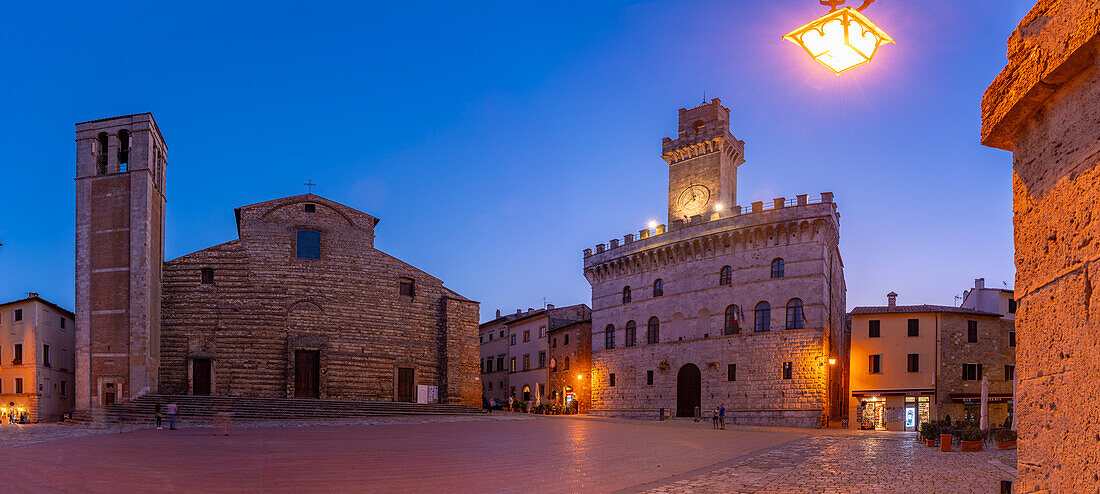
961, 440, 984, 452
940, 434, 952, 452
996, 440, 1017, 450
926, 439, 936, 447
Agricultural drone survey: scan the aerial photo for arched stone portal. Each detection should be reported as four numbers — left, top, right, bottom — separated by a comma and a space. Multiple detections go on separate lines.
677, 363, 701, 418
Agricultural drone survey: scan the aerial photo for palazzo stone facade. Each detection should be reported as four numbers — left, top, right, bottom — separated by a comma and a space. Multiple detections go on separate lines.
583, 99, 847, 427
981, 1, 1100, 490
75, 114, 480, 408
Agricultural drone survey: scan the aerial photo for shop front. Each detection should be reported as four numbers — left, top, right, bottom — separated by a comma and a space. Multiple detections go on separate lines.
947, 393, 1013, 427
851, 389, 935, 431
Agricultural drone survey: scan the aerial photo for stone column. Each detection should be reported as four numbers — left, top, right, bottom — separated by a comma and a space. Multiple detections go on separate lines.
981, 2, 1100, 491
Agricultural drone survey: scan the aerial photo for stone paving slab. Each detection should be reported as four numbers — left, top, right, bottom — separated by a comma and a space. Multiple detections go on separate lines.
0, 414, 802, 493
644, 433, 1018, 494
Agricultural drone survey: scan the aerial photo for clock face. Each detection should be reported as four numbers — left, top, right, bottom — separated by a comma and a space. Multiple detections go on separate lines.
677, 184, 711, 215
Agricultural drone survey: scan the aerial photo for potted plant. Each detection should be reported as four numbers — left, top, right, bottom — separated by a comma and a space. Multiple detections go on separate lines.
920, 422, 939, 447
994, 429, 1017, 450
960, 427, 985, 452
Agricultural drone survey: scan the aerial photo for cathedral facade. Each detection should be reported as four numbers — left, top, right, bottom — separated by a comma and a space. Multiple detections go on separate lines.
583, 99, 847, 427
75, 114, 479, 408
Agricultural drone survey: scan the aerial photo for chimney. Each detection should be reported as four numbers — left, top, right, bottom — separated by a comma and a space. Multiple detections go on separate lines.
975, 278, 985, 290
27, 292, 39, 298
516, 309, 522, 314
887, 292, 898, 307
527, 308, 534, 312
546, 303, 555, 310
496, 309, 501, 318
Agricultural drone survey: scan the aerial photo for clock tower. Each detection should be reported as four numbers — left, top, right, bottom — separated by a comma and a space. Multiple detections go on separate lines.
661, 98, 745, 224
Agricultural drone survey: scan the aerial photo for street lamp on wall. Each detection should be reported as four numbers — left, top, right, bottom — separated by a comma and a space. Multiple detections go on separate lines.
784, 0, 894, 75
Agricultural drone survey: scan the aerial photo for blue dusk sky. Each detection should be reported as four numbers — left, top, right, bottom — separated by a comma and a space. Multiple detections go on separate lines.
0, 0, 1032, 321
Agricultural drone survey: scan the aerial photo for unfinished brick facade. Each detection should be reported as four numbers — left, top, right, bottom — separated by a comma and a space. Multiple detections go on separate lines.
158, 195, 479, 405
981, 2, 1100, 490
583, 100, 847, 427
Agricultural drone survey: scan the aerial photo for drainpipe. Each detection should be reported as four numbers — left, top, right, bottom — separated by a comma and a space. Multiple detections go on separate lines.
934, 313, 940, 420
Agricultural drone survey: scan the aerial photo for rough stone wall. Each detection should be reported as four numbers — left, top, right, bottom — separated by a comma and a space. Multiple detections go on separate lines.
981, 2, 1100, 490
548, 321, 591, 412
160, 195, 477, 403
936, 314, 1016, 424
590, 329, 826, 427
442, 297, 481, 406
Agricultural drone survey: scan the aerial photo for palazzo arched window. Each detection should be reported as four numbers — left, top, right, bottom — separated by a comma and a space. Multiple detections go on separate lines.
724, 304, 741, 335
625, 320, 637, 347
604, 324, 615, 349
653, 279, 664, 297
786, 298, 804, 329
719, 266, 732, 285
771, 258, 785, 278
647, 316, 660, 344
622, 286, 632, 304
754, 302, 771, 332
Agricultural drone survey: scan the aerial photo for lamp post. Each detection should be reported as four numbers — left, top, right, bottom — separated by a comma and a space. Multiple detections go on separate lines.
783, 0, 894, 74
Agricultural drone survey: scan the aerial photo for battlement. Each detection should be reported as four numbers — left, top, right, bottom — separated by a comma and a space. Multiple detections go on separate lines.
660, 98, 744, 164
583, 192, 835, 261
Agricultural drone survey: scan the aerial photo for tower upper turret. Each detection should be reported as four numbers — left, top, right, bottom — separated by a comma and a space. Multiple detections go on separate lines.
661, 98, 745, 224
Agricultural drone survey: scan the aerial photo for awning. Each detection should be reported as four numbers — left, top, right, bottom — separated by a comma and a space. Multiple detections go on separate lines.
852, 388, 935, 397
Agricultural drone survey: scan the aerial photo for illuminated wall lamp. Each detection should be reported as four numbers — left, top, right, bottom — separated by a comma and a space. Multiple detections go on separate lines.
783, 0, 894, 75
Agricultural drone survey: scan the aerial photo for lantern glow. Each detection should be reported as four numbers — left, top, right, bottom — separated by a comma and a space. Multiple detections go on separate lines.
783, 7, 894, 74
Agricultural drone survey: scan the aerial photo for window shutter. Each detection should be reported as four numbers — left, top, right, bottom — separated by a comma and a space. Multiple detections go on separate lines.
978, 364, 983, 379
962, 364, 967, 380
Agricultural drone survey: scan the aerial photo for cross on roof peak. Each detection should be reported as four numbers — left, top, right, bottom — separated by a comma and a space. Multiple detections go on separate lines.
304, 180, 316, 194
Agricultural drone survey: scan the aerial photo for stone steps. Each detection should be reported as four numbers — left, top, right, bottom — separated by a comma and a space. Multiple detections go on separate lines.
67, 394, 485, 425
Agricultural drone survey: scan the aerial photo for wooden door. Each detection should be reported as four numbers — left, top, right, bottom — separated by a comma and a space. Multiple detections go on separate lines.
193, 359, 212, 395
104, 392, 116, 405
295, 350, 320, 398
676, 364, 701, 418
396, 367, 414, 402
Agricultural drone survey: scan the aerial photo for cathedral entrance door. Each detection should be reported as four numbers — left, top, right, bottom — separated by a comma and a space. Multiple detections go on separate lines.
295, 350, 320, 398
396, 367, 415, 402
193, 359, 211, 395
676, 363, 701, 418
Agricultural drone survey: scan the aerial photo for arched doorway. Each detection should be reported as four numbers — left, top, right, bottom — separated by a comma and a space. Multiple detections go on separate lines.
522, 385, 531, 402
677, 363, 701, 418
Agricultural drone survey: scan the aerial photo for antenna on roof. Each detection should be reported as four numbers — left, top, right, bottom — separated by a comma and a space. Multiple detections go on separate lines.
954, 294, 961, 306
702, 91, 707, 105
1003, 281, 1008, 288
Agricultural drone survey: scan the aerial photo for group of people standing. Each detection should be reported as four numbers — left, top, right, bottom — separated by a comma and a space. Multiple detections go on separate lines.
711, 404, 726, 429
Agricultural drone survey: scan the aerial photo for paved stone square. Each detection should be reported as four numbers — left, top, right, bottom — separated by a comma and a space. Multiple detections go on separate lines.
0, 415, 1016, 493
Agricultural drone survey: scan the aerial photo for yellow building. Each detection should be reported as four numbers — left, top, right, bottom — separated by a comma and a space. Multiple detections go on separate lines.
0, 294, 75, 423
849, 290, 1015, 431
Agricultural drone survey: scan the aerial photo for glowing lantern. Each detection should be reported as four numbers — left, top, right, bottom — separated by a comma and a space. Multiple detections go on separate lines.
783, 2, 894, 74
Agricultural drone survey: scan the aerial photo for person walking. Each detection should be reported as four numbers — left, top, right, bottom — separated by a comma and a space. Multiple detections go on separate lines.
165, 402, 178, 430
718, 404, 726, 430
155, 403, 163, 430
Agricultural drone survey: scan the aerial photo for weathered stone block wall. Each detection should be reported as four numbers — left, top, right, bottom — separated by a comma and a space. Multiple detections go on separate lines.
981, 2, 1100, 490
936, 314, 1016, 424
160, 195, 476, 402
442, 297, 481, 406
590, 329, 827, 427
548, 321, 591, 412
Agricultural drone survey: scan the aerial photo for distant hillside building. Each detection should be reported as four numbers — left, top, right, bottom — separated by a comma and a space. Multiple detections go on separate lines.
583, 99, 847, 427
0, 294, 75, 422
848, 286, 1015, 431
75, 114, 479, 408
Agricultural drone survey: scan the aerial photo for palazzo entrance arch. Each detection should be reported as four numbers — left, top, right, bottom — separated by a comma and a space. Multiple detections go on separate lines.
676, 363, 701, 418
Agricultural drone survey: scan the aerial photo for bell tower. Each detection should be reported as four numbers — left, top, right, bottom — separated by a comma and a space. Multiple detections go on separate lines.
661, 98, 746, 224
75, 113, 167, 409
